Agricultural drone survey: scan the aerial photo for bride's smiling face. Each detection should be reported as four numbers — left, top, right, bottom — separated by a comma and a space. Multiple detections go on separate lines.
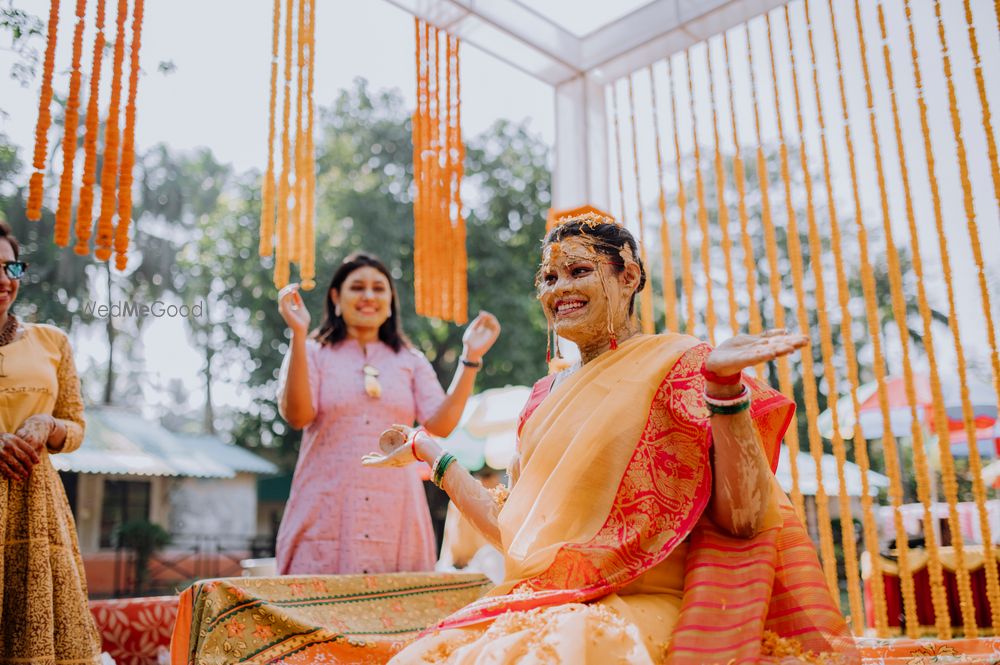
536, 237, 638, 347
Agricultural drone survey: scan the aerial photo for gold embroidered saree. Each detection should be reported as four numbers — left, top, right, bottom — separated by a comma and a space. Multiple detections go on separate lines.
392, 334, 856, 664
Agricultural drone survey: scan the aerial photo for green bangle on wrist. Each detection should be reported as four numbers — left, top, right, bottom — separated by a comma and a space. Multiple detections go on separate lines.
707, 400, 751, 416
433, 452, 457, 487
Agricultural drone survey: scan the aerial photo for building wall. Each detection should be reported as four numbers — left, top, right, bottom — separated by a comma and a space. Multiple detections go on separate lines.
167, 473, 258, 541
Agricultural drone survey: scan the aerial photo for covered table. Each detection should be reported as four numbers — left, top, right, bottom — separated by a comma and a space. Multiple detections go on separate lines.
862, 547, 1000, 631
169, 572, 491, 664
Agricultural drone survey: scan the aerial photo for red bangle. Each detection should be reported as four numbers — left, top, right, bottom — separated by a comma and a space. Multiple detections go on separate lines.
410, 427, 427, 462
701, 366, 742, 386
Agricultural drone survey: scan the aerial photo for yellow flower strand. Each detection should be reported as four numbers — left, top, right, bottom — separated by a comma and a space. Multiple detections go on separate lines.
412, 19, 425, 314
442, 29, 455, 321
684, 49, 717, 345
430, 26, 445, 319
259, 0, 280, 258
933, 0, 1000, 632
769, 8, 838, 603
95, 0, 129, 262
301, 0, 316, 290
420, 21, 433, 316
627, 74, 655, 334
74, 0, 106, 255
721, 32, 763, 346
290, 0, 306, 267
796, 0, 867, 630
55, 0, 88, 246
845, 0, 921, 635
611, 82, 627, 225
113, 0, 144, 271
648, 64, 679, 333
825, 0, 896, 634
812, 0, 889, 634
274, 0, 295, 289
665, 57, 697, 336
26, 0, 60, 221
745, 21, 805, 521
878, 0, 980, 636
961, 0, 1000, 219
703, 43, 739, 338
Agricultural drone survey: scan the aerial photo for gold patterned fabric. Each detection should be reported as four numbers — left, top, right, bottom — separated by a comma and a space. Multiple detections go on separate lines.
169, 573, 492, 664
0, 323, 101, 664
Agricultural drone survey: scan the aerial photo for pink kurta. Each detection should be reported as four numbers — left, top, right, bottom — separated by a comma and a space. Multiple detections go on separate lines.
276, 337, 445, 575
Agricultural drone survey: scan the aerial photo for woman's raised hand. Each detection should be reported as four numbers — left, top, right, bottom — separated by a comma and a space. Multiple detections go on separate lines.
362, 425, 436, 469
705, 328, 809, 378
278, 283, 311, 336
462, 311, 501, 361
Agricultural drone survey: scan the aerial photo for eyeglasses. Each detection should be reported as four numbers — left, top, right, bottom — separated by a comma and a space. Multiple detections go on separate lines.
1, 261, 27, 280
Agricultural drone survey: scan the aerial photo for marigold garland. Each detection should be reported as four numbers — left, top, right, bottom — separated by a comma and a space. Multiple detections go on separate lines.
259, 0, 281, 259
273, 0, 295, 289
664, 57, 696, 336
95, 0, 128, 262
961, 0, 1000, 220
703, 44, 738, 338
834, 0, 920, 635
75, 0, 107, 256
113, 0, 144, 271
612, 83, 627, 226
626, 74, 655, 334
905, 0, 997, 634
647, 64, 679, 333
291, 0, 306, 267
768, 8, 838, 605
26, 0, 61, 221
932, 0, 1000, 632
721, 32, 763, 347
797, 0, 873, 634
301, 0, 316, 290
684, 49, 717, 345
745, 21, 805, 522
411, 21, 466, 323
54, 0, 88, 246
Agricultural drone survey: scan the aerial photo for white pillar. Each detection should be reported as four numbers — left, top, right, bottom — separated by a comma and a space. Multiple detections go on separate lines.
552, 74, 609, 211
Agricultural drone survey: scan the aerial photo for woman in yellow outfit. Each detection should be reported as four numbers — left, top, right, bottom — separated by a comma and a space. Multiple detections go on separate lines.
364, 212, 856, 664
0, 221, 101, 663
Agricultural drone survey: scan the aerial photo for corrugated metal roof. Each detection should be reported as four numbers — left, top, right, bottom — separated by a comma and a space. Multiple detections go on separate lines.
49, 408, 279, 478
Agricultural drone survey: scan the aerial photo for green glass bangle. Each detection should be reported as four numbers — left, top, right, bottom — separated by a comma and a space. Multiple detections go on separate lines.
707, 400, 751, 416
434, 453, 456, 486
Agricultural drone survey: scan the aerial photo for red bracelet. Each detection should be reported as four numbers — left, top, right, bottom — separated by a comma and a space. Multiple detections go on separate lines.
701, 366, 743, 386
410, 427, 427, 462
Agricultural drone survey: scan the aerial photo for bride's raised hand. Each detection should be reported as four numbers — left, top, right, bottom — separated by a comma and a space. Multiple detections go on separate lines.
362, 426, 437, 468
705, 328, 809, 391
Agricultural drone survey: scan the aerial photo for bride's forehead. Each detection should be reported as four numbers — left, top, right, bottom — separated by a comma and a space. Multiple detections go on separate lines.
542, 237, 600, 264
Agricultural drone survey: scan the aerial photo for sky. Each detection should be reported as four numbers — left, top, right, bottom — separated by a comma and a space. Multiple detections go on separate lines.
1, 0, 999, 421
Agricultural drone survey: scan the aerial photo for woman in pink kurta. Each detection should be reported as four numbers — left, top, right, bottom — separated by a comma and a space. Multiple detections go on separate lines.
275, 253, 499, 575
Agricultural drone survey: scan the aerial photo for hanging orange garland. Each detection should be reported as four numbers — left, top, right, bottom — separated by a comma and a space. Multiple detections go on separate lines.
259, 0, 316, 290
113, 0, 144, 271
75, 0, 107, 255
54, 0, 88, 246
411, 19, 467, 324
259, 0, 281, 259
26, 0, 60, 221
94, 0, 128, 262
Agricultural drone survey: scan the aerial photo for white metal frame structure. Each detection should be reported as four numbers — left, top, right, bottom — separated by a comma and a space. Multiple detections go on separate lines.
383, 0, 787, 208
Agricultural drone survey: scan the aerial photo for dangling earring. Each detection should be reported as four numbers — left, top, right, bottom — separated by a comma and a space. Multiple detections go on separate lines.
545, 319, 553, 364
599, 268, 618, 351
553, 329, 562, 359
335, 303, 342, 317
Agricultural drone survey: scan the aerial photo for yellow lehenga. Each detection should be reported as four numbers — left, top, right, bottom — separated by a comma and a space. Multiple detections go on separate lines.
0, 323, 101, 664
391, 333, 855, 664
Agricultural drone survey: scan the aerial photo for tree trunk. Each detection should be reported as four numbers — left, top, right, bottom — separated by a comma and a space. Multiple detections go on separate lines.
203, 340, 215, 434
103, 264, 115, 405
